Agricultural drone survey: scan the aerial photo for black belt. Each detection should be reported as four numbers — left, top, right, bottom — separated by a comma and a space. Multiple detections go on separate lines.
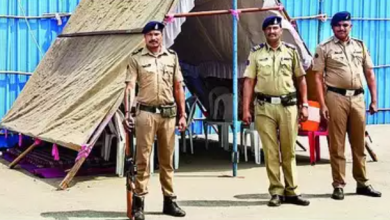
327, 86, 364, 96
139, 104, 174, 114
256, 92, 297, 106
139, 105, 163, 114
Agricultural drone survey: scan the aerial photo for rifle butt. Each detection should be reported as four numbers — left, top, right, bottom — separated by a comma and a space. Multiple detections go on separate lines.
365, 140, 378, 162
126, 189, 133, 219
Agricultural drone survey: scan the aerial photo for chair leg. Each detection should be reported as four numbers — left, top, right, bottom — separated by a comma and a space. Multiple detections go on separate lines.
174, 135, 179, 169
253, 133, 260, 165
181, 131, 186, 153
189, 129, 194, 154
204, 123, 209, 150
308, 132, 315, 165
243, 132, 248, 162
257, 134, 262, 164
223, 125, 229, 151
315, 135, 321, 162
240, 126, 244, 153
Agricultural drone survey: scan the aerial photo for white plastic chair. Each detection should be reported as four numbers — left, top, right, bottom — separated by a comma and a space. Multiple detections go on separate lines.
242, 125, 262, 164
204, 93, 233, 151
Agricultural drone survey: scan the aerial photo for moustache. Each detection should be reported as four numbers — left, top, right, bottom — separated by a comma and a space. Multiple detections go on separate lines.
149, 40, 158, 43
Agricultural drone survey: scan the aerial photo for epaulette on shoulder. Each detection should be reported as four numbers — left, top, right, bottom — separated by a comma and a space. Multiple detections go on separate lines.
320, 37, 333, 46
132, 47, 143, 55
168, 49, 177, 55
283, 42, 297, 50
351, 37, 363, 43
251, 43, 265, 52
351, 37, 364, 47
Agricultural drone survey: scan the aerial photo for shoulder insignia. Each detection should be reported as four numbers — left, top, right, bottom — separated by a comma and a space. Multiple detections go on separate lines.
251, 43, 265, 52
283, 42, 297, 50
167, 49, 177, 55
132, 47, 143, 55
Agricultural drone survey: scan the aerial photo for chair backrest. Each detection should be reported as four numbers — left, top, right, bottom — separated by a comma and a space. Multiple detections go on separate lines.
208, 87, 229, 117
185, 96, 199, 125
213, 93, 233, 121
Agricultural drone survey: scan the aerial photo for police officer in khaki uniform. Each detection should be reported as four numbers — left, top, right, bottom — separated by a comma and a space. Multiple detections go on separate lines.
313, 11, 381, 200
124, 21, 187, 220
242, 16, 310, 207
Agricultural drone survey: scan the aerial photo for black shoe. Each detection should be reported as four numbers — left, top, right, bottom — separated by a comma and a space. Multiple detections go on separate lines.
284, 196, 310, 206
331, 188, 344, 200
356, 185, 382, 197
163, 196, 186, 217
268, 195, 282, 207
133, 196, 145, 220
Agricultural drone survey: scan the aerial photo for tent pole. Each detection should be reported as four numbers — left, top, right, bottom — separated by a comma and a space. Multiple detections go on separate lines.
232, 0, 238, 177
59, 157, 86, 189
166, 6, 281, 18
9, 143, 37, 169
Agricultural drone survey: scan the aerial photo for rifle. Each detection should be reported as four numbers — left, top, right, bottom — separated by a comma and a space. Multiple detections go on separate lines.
365, 131, 378, 162
124, 88, 136, 219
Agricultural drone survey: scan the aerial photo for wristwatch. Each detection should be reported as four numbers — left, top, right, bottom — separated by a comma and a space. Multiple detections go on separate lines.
302, 103, 309, 108
180, 113, 187, 119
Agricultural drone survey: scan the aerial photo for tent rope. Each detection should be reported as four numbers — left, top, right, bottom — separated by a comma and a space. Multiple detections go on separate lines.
17, 0, 45, 58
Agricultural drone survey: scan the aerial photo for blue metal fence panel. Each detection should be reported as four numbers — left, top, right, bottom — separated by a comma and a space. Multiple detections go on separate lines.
281, 0, 320, 54
0, 0, 80, 120
320, 0, 390, 124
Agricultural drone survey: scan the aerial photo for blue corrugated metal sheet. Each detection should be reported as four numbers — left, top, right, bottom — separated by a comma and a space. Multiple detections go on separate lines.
281, 0, 320, 54
0, 0, 80, 120
320, 0, 390, 124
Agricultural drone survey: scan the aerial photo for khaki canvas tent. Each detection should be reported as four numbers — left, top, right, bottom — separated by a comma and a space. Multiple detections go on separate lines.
0, 0, 315, 189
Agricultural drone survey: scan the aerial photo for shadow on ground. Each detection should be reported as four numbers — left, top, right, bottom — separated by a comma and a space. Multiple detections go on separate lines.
233, 192, 358, 200
41, 210, 164, 220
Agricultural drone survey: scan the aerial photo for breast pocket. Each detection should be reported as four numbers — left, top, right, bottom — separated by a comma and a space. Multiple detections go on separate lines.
257, 59, 272, 77
329, 53, 346, 65
353, 51, 364, 66
163, 64, 175, 84
139, 63, 155, 84
280, 59, 293, 77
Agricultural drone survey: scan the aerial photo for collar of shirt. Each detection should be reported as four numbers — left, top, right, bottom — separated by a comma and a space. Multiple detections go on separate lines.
141, 46, 169, 57
333, 36, 351, 46
265, 41, 283, 52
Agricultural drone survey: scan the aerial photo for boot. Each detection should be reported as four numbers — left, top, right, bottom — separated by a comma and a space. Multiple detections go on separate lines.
268, 195, 282, 207
356, 185, 382, 197
284, 196, 310, 206
133, 195, 145, 220
331, 188, 344, 200
163, 196, 186, 217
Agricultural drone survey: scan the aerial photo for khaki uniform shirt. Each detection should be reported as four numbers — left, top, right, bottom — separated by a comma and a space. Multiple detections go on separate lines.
243, 42, 306, 96
126, 46, 183, 106
312, 36, 374, 89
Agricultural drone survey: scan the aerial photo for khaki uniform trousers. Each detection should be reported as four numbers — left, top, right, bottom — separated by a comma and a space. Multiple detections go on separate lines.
255, 102, 300, 196
134, 110, 176, 196
326, 91, 368, 188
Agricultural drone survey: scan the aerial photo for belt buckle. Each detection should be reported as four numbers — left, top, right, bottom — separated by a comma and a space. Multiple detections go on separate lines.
155, 108, 161, 114
271, 97, 281, 104
345, 90, 355, 97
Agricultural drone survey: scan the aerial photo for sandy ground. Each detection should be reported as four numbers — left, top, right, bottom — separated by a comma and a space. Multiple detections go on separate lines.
1, 124, 389, 220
